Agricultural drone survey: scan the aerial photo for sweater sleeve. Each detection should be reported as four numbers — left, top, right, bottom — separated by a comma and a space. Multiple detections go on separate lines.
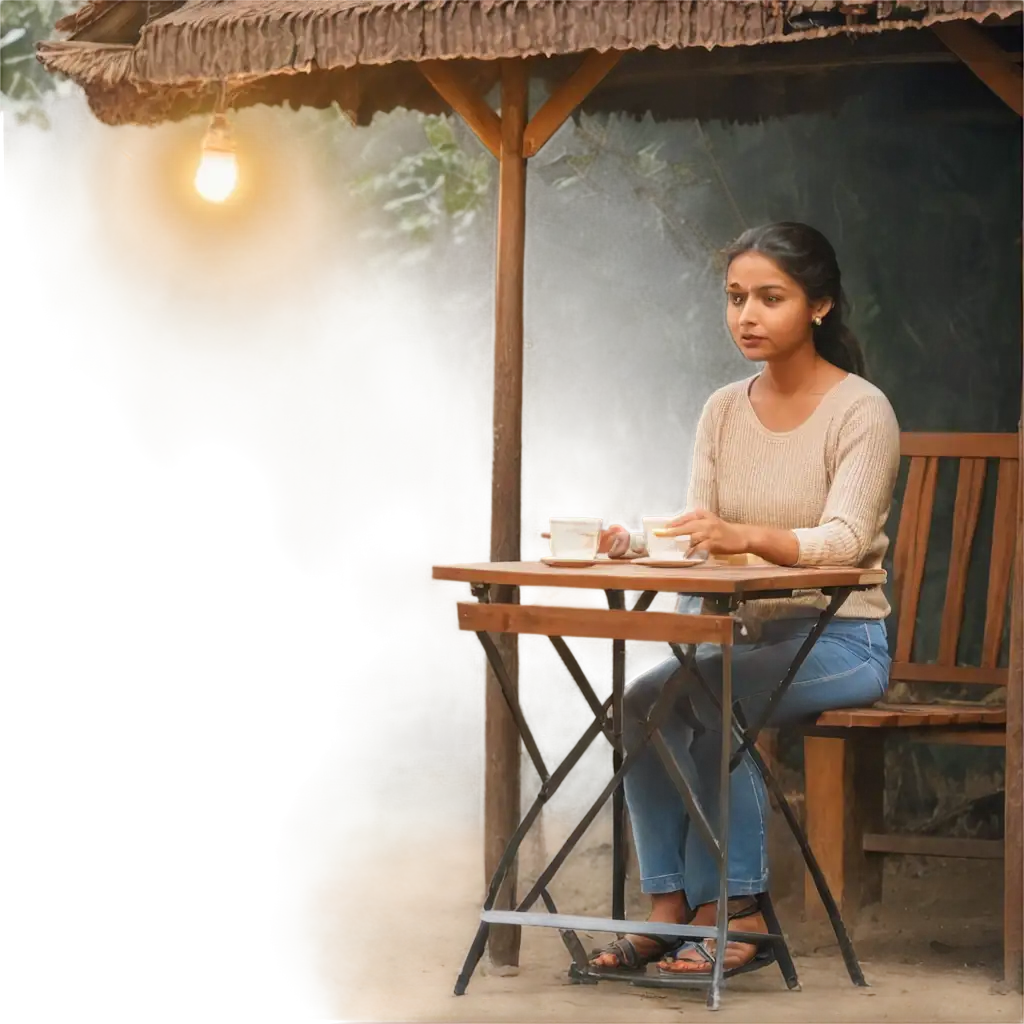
685, 395, 719, 517
791, 393, 900, 566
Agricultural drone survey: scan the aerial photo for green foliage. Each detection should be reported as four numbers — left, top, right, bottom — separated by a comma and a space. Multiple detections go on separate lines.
1, 0, 82, 124
337, 111, 493, 282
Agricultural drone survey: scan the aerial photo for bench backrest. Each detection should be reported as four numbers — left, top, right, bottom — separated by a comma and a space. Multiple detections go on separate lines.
889, 432, 1019, 694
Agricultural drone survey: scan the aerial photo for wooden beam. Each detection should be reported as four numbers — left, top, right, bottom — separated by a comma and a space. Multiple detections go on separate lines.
907, 729, 1007, 747
483, 59, 529, 970
890, 661, 1006, 686
603, 47, 1023, 86
1005, 426, 1023, 990
932, 21, 1023, 117
418, 60, 502, 158
457, 602, 735, 646
523, 49, 622, 158
863, 833, 1004, 860
899, 431, 1019, 459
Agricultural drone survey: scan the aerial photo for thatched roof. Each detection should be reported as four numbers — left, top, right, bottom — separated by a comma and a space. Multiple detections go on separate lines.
38, 1, 1023, 126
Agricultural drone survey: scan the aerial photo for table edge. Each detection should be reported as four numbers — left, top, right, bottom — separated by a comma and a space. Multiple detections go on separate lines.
432, 561, 886, 594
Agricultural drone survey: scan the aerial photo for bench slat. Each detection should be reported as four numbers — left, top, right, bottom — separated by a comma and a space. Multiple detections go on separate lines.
815, 704, 1007, 728
938, 458, 987, 665
894, 455, 939, 664
983, 457, 1018, 668
890, 457, 920, 635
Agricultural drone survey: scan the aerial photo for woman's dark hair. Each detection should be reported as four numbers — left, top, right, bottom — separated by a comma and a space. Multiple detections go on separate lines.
723, 222, 866, 377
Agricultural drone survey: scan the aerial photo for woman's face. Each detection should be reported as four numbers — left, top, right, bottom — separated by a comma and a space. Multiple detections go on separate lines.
725, 251, 832, 364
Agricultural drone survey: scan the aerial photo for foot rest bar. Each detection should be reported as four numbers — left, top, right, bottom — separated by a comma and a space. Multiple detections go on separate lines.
481, 910, 779, 945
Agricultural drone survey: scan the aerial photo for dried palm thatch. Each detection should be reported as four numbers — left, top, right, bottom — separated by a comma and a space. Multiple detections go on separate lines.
36, 1, 1022, 126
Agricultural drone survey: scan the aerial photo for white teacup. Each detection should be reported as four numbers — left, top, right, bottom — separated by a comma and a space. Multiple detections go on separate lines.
642, 516, 691, 561
549, 517, 603, 560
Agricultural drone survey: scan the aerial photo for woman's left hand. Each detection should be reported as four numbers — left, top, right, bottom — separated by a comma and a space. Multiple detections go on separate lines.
658, 509, 750, 557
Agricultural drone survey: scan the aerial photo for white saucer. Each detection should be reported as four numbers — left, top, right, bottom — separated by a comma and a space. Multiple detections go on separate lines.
541, 556, 602, 567
633, 557, 706, 568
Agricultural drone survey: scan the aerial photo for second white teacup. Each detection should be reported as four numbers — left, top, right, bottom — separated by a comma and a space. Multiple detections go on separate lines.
642, 516, 691, 560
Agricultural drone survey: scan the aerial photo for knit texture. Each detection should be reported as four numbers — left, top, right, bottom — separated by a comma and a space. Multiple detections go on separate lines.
638, 373, 901, 623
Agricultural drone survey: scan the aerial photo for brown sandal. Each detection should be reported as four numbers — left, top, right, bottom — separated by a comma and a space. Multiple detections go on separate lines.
588, 932, 684, 974
658, 898, 774, 978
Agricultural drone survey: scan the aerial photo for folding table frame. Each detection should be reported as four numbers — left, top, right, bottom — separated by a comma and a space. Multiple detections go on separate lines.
434, 562, 882, 1009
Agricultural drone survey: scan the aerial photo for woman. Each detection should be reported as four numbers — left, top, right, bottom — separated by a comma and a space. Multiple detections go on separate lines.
590, 222, 899, 978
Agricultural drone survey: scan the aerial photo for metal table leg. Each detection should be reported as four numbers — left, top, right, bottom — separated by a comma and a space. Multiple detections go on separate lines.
605, 589, 627, 922
707, 642, 733, 1009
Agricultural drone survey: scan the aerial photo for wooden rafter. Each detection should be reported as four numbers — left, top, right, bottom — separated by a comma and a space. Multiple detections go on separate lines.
1006, 428, 1023, 989
933, 21, 1023, 116
523, 49, 622, 157
418, 60, 502, 157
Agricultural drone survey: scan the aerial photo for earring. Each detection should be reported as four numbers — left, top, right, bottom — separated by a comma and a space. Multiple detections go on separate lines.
812, 315, 823, 327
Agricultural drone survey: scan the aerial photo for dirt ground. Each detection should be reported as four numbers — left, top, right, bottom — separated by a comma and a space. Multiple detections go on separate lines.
314, 821, 1023, 1023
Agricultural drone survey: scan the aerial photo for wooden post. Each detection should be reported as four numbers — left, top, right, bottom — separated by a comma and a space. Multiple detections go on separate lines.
803, 734, 884, 921
932, 24, 1023, 990
1006, 426, 1023, 990
416, 52, 616, 970
484, 59, 529, 968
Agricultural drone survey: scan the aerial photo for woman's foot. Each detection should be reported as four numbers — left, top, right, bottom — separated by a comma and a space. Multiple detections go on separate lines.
589, 891, 691, 970
658, 896, 767, 974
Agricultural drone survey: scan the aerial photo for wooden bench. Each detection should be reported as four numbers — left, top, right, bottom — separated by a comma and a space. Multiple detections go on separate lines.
801, 431, 1019, 919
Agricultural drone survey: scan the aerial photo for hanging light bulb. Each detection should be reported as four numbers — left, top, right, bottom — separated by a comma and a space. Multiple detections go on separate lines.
194, 112, 238, 203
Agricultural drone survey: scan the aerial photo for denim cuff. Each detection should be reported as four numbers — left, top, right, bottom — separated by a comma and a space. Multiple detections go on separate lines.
686, 875, 768, 907
640, 872, 686, 895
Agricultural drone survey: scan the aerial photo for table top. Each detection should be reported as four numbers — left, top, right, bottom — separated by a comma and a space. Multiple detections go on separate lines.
432, 560, 886, 596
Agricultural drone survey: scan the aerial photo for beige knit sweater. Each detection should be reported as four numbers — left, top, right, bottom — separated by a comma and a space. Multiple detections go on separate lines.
635, 373, 901, 623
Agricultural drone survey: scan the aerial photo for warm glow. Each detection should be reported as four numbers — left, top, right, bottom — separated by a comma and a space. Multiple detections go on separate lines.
195, 149, 238, 203
194, 113, 238, 203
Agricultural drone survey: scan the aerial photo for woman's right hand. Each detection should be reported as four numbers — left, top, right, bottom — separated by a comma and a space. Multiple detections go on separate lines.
599, 525, 632, 558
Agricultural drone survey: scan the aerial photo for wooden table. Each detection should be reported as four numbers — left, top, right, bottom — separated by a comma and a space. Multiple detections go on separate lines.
433, 559, 885, 1008
434, 560, 885, 599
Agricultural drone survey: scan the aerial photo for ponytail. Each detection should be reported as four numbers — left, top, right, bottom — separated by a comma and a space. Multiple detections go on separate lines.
814, 313, 865, 377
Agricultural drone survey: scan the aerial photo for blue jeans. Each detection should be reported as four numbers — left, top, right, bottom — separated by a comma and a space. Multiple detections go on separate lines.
622, 617, 890, 907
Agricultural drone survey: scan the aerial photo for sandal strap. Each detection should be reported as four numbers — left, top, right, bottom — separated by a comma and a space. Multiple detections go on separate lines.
726, 896, 760, 921
667, 900, 761, 966
591, 932, 682, 969
672, 940, 715, 965
591, 937, 639, 969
